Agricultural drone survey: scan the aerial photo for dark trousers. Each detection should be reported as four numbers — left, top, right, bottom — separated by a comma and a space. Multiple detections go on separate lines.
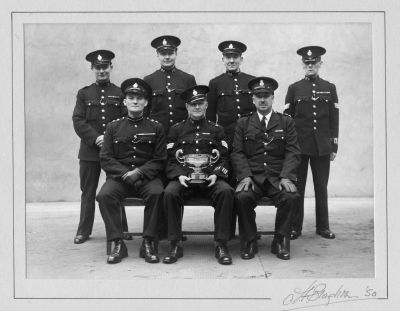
235, 180, 297, 243
292, 154, 331, 232
76, 160, 101, 237
96, 177, 163, 241
163, 179, 234, 242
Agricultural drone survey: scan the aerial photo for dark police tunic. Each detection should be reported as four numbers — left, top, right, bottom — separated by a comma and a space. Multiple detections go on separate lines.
231, 112, 301, 242
144, 68, 196, 133
164, 118, 234, 242
72, 82, 126, 237
207, 71, 255, 146
283, 75, 339, 232
96, 116, 167, 241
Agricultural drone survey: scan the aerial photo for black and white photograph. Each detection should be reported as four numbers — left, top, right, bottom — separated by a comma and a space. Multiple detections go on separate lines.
1, 1, 399, 311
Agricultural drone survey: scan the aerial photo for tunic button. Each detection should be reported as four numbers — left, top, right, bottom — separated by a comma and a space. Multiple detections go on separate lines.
235, 84, 239, 88
196, 133, 199, 136
101, 89, 104, 92
237, 114, 241, 117
102, 124, 106, 127
314, 120, 317, 123
264, 152, 267, 155
169, 112, 173, 115
168, 89, 171, 93
197, 126, 200, 129
170, 120, 173, 123
313, 127, 317, 130
221, 93, 225, 95
133, 156, 136, 158
313, 105, 316, 108
167, 82, 171, 85
235, 91, 239, 95
236, 99, 240, 102
264, 163, 267, 166
131, 165, 135, 167
167, 75, 170, 79
103, 131, 106, 134
134, 147, 136, 150
168, 97, 172, 100
312, 90, 316, 93
101, 116, 105, 119
101, 96, 104, 99
101, 109, 105, 112
169, 104, 172, 108
196, 149, 199, 152
312, 84, 316, 87
237, 106, 240, 109
134, 124, 138, 127
234, 78, 238, 81
101, 103, 105, 106
313, 112, 317, 115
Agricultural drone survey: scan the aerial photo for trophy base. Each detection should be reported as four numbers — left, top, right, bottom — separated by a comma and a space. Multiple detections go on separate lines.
188, 173, 207, 184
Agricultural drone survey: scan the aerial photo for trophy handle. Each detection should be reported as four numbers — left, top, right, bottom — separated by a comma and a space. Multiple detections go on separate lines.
175, 149, 185, 165
210, 149, 220, 164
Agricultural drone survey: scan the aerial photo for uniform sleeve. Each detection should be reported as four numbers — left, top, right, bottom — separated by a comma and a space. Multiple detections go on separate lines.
206, 79, 218, 123
99, 123, 130, 178
72, 89, 100, 146
143, 76, 151, 118
138, 124, 167, 179
208, 126, 230, 179
283, 84, 296, 116
165, 126, 190, 180
279, 117, 301, 182
329, 83, 339, 153
230, 120, 253, 181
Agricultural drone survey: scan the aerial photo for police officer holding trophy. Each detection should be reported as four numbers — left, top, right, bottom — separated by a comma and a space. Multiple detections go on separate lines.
284, 46, 339, 240
207, 40, 255, 146
163, 85, 234, 265
144, 35, 197, 133
96, 78, 166, 264
232, 77, 300, 260
72, 50, 127, 244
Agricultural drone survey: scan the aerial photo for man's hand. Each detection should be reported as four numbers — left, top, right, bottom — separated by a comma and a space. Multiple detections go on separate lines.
95, 135, 104, 148
330, 152, 337, 161
206, 174, 217, 187
279, 178, 297, 192
235, 177, 255, 193
178, 175, 191, 188
122, 168, 142, 185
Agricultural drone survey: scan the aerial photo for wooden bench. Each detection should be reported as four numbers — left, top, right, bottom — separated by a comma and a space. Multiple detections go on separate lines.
106, 196, 275, 254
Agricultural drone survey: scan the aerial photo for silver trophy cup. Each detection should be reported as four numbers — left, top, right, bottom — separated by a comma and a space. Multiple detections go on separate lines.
175, 149, 220, 184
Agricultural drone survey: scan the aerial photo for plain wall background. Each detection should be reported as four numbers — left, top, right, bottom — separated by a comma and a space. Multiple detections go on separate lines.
24, 22, 372, 202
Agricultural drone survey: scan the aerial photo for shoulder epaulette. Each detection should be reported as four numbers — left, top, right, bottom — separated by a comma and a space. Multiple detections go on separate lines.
207, 120, 220, 127
171, 120, 186, 128
111, 117, 124, 123
240, 111, 253, 119
147, 117, 160, 124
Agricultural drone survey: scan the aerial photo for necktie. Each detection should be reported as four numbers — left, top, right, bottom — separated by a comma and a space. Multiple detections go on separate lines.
261, 116, 266, 127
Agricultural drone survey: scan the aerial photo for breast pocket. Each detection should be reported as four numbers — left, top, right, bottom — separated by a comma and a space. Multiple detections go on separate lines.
106, 99, 123, 119
113, 137, 131, 158
244, 133, 256, 155
268, 131, 287, 155
217, 90, 234, 112
85, 100, 100, 120
293, 96, 309, 118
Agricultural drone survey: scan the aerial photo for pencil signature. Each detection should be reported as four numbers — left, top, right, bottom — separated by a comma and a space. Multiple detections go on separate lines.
282, 280, 361, 308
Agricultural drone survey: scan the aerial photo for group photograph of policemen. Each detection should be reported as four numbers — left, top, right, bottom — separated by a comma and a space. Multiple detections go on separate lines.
25, 21, 374, 277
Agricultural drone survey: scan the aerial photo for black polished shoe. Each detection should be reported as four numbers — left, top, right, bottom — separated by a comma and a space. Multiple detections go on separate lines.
107, 239, 128, 264
271, 236, 290, 260
74, 234, 89, 244
163, 241, 183, 264
240, 240, 258, 260
122, 232, 133, 240
289, 230, 302, 240
316, 229, 336, 239
139, 239, 160, 263
215, 243, 232, 265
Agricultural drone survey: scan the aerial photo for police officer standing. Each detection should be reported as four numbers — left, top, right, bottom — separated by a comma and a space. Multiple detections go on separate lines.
284, 46, 339, 240
232, 77, 300, 260
72, 50, 127, 244
96, 78, 166, 264
163, 85, 234, 265
144, 35, 197, 133
207, 40, 255, 146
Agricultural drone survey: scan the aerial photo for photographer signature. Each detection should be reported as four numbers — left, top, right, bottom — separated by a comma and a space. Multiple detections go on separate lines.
282, 281, 377, 309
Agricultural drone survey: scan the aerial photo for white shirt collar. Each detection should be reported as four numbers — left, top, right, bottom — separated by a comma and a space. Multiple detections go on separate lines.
257, 110, 273, 127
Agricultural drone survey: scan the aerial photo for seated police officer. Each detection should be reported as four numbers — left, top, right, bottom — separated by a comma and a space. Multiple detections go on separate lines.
231, 77, 301, 260
163, 85, 234, 265
96, 78, 166, 264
